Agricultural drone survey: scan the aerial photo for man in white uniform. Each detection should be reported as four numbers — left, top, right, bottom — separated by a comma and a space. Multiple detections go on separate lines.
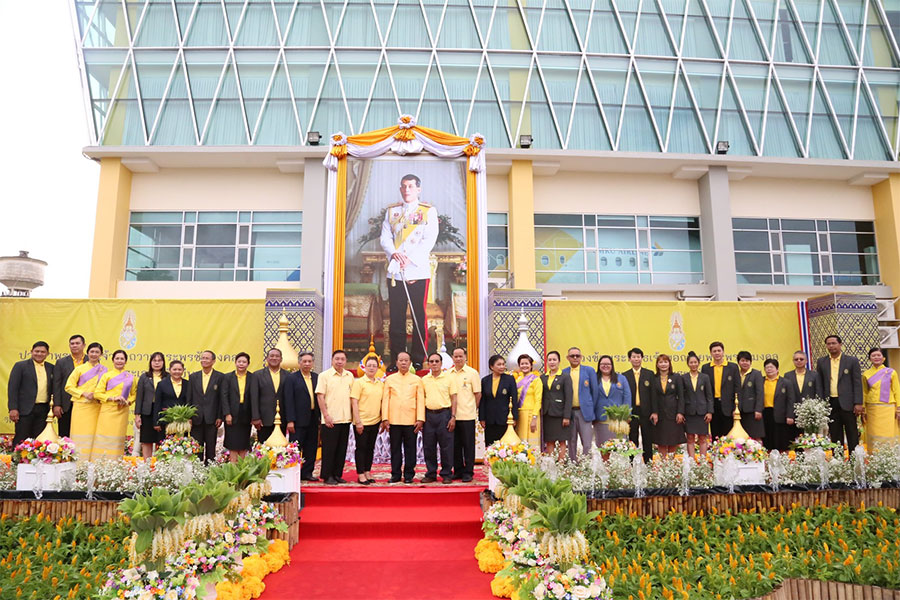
380, 173, 439, 370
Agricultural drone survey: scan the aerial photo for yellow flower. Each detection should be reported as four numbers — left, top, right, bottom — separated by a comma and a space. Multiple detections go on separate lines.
241, 555, 270, 579
490, 574, 515, 598
242, 575, 266, 599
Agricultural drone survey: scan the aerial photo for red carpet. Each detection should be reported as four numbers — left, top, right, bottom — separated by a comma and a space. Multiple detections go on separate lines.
258, 486, 495, 600
300, 460, 490, 488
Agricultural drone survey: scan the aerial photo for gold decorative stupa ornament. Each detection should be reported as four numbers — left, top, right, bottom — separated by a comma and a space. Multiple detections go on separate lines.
355, 336, 386, 378
726, 406, 750, 442
35, 411, 59, 443
499, 398, 521, 446
265, 310, 298, 449
274, 310, 299, 372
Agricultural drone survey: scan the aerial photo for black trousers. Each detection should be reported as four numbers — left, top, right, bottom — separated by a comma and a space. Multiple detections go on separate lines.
424, 409, 453, 479
320, 423, 349, 480
354, 424, 379, 474
629, 412, 654, 463
453, 419, 476, 478
390, 424, 417, 480
388, 278, 429, 366
710, 399, 732, 438
57, 407, 72, 439
762, 407, 776, 451
13, 403, 50, 446
290, 413, 320, 479
828, 397, 860, 452
483, 424, 506, 448
191, 423, 218, 463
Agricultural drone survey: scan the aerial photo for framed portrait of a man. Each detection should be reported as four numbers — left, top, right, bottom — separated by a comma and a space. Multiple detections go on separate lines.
340, 157, 468, 370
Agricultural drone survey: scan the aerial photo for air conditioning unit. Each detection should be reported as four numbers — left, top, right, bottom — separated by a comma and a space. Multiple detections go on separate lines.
876, 299, 897, 320
879, 325, 900, 349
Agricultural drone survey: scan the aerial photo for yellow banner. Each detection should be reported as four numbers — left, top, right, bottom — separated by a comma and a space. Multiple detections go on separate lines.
545, 300, 801, 373
0, 298, 264, 434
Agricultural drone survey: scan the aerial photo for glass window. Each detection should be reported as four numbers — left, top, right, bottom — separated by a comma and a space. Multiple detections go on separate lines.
534, 214, 583, 226
535, 213, 703, 284
733, 218, 878, 285
487, 212, 509, 278
126, 211, 302, 281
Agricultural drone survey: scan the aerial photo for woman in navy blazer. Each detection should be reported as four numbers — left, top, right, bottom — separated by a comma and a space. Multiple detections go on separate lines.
153, 360, 191, 431
479, 354, 518, 447
681, 351, 713, 457
594, 355, 631, 445
650, 354, 686, 456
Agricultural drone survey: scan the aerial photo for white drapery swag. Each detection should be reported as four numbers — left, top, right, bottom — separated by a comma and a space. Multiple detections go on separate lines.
320, 120, 489, 370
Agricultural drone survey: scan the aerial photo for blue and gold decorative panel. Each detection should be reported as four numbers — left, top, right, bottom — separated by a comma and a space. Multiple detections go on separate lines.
489, 289, 544, 361
264, 289, 324, 371
806, 292, 879, 369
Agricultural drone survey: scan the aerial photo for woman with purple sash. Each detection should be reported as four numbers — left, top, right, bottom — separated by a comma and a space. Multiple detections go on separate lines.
513, 354, 544, 448
92, 349, 137, 461
65, 342, 107, 462
862, 347, 900, 448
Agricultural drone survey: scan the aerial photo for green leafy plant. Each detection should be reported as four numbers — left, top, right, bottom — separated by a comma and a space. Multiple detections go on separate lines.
158, 405, 198, 437
118, 487, 190, 558
603, 405, 633, 421
529, 491, 599, 536
206, 455, 271, 490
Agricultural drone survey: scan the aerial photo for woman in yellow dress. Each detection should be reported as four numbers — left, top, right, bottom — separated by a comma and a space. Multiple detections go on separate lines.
514, 354, 544, 448
65, 342, 107, 462
92, 349, 137, 461
863, 347, 900, 448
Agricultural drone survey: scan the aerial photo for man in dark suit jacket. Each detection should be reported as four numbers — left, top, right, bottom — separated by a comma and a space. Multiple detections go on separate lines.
284, 351, 320, 481
250, 348, 287, 444
784, 351, 823, 401
622, 347, 655, 463
189, 350, 225, 463
8, 341, 55, 445
816, 335, 863, 451
52, 334, 86, 438
700, 341, 741, 438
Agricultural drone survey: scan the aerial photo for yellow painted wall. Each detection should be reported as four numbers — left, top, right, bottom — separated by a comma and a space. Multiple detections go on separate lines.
873, 174, 900, 365
131, 168, 303, 211
89, 158, 132, 298
731, 178, 873, 219
508, 160, 536, 288
533, 172, 700, 215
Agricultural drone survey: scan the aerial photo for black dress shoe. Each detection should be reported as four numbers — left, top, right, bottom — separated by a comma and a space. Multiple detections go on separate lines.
403, 477, 414, 484
389, 476, 402, 483
461, 476, 473, 483
335, 477, 348, 484
301, 476, 320, 482
451, 475, 463, 480
442, 478, 453, 484
421, 476, 437, 483
324, 477, 338, 485
359, 479, 372, 486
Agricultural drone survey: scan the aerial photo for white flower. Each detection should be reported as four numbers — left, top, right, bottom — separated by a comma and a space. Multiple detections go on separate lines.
240, 533, 257, 544
589, 582, 606, 595
533, 583, 546, 599
397, 114, 416, 128
165, 591, 178, 600
572, 585, 592, 599
47, 443, 60, 454
224, 532, 235, 544
550, 582, 566, 599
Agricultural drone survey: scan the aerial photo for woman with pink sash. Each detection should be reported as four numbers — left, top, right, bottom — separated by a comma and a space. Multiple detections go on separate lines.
65, 342, 107, 462
513, 354, 544, 448
863, 347, 900, 448
92, 349, 137, 461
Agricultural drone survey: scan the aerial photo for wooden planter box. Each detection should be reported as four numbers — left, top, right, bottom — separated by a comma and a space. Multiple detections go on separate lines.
266, 491, 300, 549
758, 579, 900, 599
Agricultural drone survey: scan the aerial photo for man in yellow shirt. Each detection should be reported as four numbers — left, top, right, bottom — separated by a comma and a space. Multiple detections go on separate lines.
315, 349, 355, 485
815, 335, 863, 451
189, 350, 225, 464
350, 356, 383, 485
382, 352, 425, 483
8, 341, 55, 446
449, 347, 481, 482
250, 348, 288, 444
622, 347, 655, 463
421, 353, 459, 484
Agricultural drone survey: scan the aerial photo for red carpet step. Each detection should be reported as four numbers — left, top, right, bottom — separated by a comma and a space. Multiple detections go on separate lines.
258, 485, 494, 600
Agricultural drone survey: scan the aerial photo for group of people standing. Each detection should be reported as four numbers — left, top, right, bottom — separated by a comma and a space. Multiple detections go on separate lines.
500, 335, 900, 461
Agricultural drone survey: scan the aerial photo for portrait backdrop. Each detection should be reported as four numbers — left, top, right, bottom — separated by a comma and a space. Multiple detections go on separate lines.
341, 157, 469, 366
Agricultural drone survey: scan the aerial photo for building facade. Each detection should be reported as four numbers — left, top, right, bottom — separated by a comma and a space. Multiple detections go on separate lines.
72, 0, 900, 322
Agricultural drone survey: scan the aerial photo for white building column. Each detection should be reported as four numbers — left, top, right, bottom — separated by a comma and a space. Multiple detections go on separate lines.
698, 166, 738, 301
300, 160, 327, 293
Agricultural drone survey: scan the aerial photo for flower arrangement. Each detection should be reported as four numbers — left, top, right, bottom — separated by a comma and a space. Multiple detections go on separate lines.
794, 396, 832, 434
170, 534, 240, 579
155, 435, 201, 461
14, 437, 77, 464
229, 502, 288, 555
708, 436, 767, 462
519, 564, 613, 600
124, 435, 135, 456
603, 404, 632, 438
250, 441, 301, 470
598, 438, 639, 458
484, 441, 538, 467
159, 405, 198, 437
453, 258, 467, 281
793, 432, 841, 452
100, 564, 200, 600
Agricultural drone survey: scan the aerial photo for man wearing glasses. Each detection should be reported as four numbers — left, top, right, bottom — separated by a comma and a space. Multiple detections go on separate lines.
562, 347, 598, 460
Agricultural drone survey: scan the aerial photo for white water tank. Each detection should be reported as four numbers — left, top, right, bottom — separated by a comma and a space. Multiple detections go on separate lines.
0, 251, 46, 296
